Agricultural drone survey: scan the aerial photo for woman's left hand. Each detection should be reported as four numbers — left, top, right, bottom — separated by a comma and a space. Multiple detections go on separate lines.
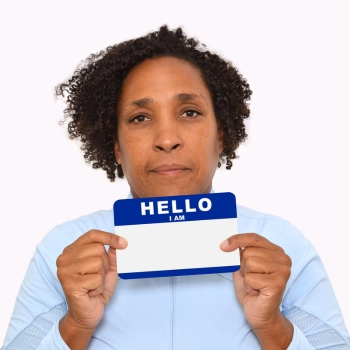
220, 233, 294, 349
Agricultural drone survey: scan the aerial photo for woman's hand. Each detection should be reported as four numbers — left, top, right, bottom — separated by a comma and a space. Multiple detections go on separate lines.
56, 229, 127, 349
220, 233, 293, 350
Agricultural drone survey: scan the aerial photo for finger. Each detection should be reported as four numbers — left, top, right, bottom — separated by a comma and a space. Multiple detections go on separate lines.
107, 246, 117, 271
58, 270, 105, 296
233, 270, 260, 296
240, 247, 292, 266
241, 256, 291, 280
57, 256, 105, 283
232, 270, 259, 299
242, 256, 276, 275
75, 274, 105, 295
220, 233, 281, 252
244, 272, 288, 297
57, 243, 110, 272
239, 248, 292, 275
243, 277, 258, 295
65, 230, 128, 251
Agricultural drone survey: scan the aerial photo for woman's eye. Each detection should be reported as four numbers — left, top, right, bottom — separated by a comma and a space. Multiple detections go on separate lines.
181, 110, 200, 118
130, 114, 149, 123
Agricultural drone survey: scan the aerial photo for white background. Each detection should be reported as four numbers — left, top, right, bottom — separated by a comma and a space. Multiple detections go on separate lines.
1, 0, 349, 343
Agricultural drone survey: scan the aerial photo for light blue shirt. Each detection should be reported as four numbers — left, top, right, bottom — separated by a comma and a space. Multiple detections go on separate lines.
2, 203, 350, 349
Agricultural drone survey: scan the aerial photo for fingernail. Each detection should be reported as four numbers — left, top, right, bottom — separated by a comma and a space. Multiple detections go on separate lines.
119, 237, 127, 247
220, 239, 229, 248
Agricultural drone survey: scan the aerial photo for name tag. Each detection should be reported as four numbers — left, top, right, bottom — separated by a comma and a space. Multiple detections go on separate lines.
113, 192, 240, 279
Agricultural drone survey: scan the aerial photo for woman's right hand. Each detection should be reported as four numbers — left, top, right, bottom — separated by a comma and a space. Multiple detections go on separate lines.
56, 229, 128, 349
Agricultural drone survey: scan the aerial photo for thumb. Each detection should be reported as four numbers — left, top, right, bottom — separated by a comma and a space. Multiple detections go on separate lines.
107, 234, 128, 269
233, 270, 246, 302
107, 247, 117, 271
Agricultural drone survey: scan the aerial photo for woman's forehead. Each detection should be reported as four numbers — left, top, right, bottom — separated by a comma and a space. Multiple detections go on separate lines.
118, 56, 212, 108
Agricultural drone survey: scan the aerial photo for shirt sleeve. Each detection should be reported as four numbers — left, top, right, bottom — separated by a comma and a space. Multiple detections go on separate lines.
281, 223, 350, 349
1, 228, 70, 350
286, 323, 314, 350
37, 321, 70, 350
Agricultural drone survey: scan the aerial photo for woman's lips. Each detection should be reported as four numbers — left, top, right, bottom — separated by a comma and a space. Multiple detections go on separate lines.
150, 164, 190, 176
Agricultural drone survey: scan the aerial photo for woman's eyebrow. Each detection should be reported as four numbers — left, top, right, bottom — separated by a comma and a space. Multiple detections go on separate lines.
124, 93, 206, 109
174, 93, 205, 102
126, 97, 153, 107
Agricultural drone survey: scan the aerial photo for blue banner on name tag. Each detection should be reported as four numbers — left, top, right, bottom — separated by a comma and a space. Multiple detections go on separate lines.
114, 192, 240, 279
114, 192, 237, 226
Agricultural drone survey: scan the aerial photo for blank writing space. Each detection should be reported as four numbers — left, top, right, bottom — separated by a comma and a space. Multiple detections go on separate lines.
116, 219, 239, 273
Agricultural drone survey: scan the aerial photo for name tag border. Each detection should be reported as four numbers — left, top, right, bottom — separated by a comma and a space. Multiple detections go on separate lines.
119, 264, 240, 279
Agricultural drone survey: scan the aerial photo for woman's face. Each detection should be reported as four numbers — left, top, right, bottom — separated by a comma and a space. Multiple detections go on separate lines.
114, 56, 223, 198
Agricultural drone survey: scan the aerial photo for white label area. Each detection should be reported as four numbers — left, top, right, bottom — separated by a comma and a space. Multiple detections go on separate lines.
116, 218, 239, 274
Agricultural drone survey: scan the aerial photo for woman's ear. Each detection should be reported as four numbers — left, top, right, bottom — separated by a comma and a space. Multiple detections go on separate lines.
113, 138, 121, 164
218, 127, 224, 153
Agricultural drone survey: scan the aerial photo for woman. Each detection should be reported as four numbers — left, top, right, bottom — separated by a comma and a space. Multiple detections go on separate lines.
2, 26, 349, 350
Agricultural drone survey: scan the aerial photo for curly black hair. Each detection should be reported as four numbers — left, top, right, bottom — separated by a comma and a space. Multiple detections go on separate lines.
55, 25, 252, 181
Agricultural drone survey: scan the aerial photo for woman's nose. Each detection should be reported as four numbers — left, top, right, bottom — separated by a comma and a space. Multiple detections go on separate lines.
152, 117, 184, 153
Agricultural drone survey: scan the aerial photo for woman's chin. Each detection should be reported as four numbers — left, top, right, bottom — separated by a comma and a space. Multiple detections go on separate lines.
130, 183, 212, 198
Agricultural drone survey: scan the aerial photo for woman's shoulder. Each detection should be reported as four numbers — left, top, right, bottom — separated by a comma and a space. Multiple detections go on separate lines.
237, 204, 310, 261
36, 209, 114, 257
